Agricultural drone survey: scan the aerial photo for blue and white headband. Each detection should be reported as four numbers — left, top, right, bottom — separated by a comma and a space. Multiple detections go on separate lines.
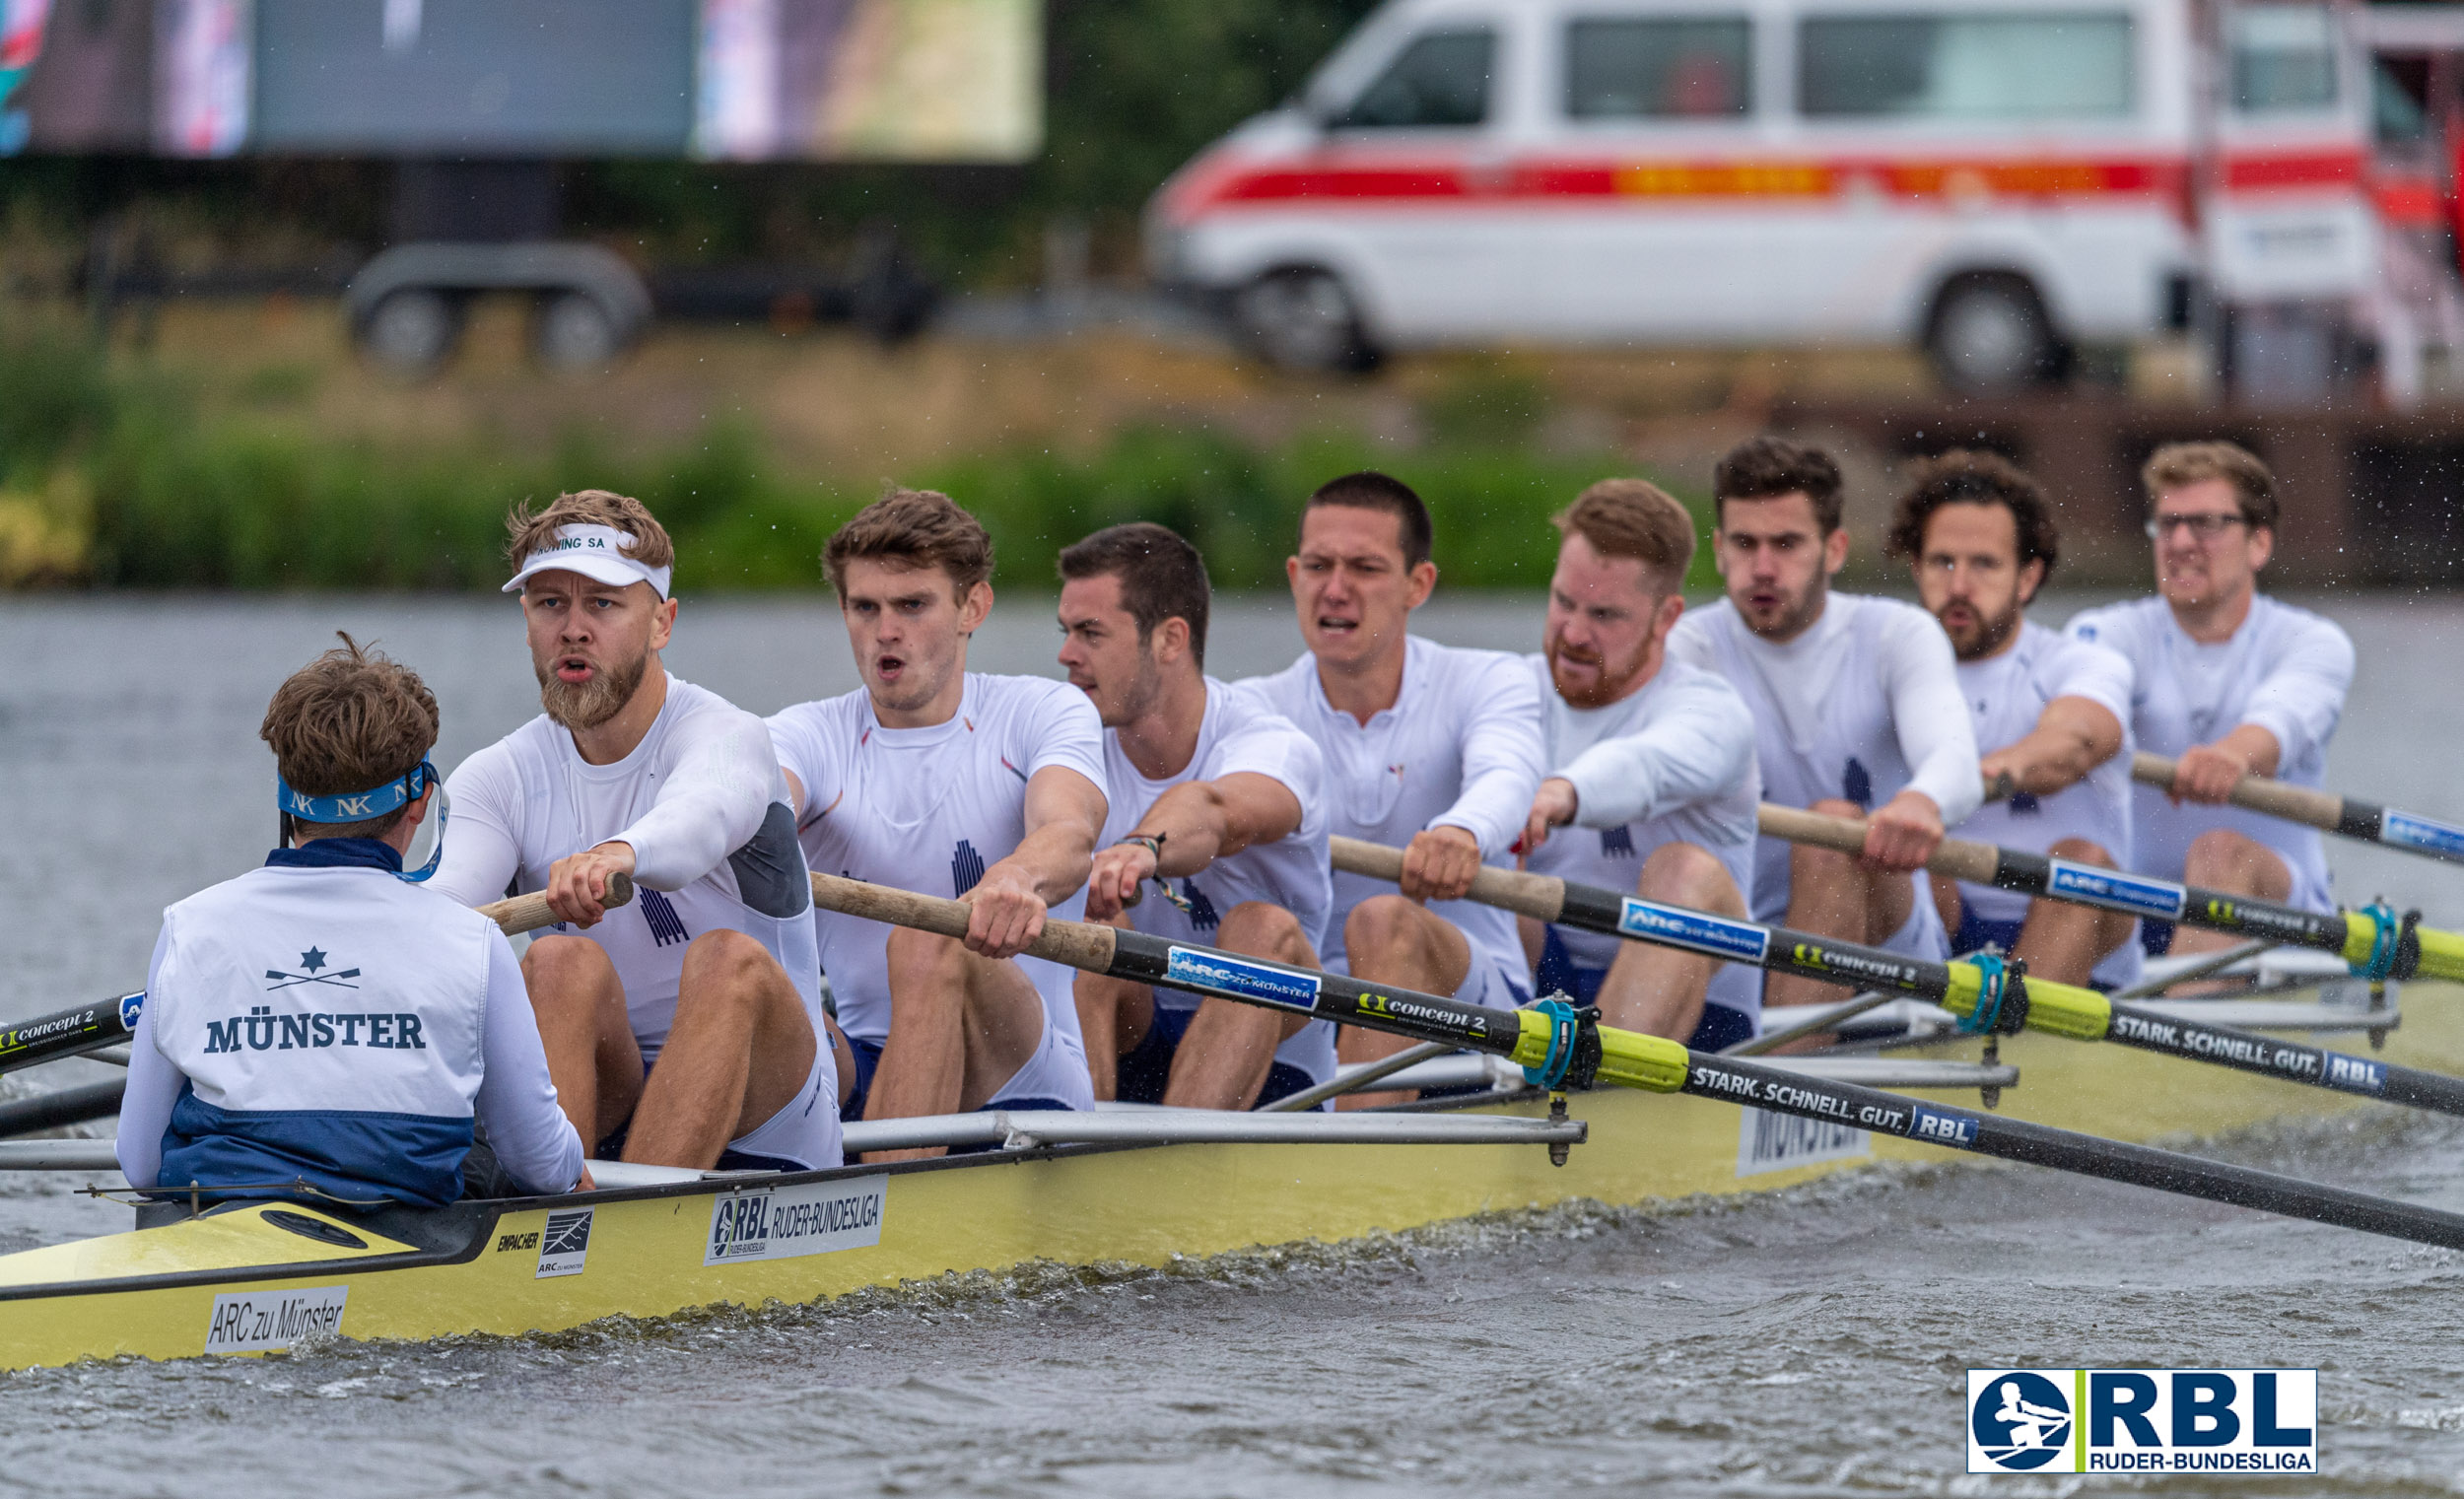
277, 760, 447, 881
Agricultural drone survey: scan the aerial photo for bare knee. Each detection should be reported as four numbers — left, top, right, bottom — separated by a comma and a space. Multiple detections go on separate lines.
678, 928, 775, 998
1793, 801, 1867, 875
2183, 829, 2287, 896
1637, 842, 1744, 916
1217, 902, 1314, 966
884, 926, 968, 989
522, 934, 618, 1006
2047, 838, 2113, 867
1346, 894, 1436, 963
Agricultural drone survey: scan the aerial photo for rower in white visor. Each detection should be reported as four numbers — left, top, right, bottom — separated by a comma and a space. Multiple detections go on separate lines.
430, 491, 839, 1175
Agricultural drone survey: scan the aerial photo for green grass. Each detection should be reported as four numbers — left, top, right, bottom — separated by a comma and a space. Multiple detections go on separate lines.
0, 324, 1714, 593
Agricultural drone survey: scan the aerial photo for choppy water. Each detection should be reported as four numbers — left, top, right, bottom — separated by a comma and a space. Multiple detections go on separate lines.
7, 588, 2464, 1496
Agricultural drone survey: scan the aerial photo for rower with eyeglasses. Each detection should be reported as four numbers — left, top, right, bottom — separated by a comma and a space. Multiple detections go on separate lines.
2067, 442, 2356, 977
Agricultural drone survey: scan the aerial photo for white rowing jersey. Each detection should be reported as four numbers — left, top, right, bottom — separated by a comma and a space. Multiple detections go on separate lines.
1243, 637, 1544, 1002
767, 673, 1107, 1070
1098, 677, 1337, 1083
117, 847, 585, 1206
432, 676, 823, 1066
2065, 593, 2355, 913
1524, 653, 1764, 1022
1669, 593, 1982, 925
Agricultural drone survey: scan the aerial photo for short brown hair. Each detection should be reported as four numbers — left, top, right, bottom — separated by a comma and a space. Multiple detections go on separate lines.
1305, 471, 1434, 571
2143, 441, 2279, 531
1553, 479, 1697, 589
1058, 522, 1212, 668
260, 633, 440, 839
505, 489, 675, 573
823, 487, 994, 598
1713, 437, 1845, 533
1885, 450, 2062, 583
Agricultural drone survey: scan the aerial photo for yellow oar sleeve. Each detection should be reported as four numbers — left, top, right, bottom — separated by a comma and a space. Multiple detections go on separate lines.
1511, 1008, 1690, 1094
1941, 962, 2112, 1041
2345, 910, 2464, 985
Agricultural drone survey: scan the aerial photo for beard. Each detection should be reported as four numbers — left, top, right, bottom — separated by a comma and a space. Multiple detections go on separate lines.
1943, 597, 2023, 662
536, 647, 650, 730
1739, 574, 1827, 643
1546, 634, 1653, 710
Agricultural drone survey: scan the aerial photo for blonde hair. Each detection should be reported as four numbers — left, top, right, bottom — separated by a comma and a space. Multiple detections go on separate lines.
2142, 442, 2278, 530
504, 489, 676, 572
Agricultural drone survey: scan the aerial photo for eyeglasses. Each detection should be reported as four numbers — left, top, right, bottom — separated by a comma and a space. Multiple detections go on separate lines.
2144, 512, 2249, 541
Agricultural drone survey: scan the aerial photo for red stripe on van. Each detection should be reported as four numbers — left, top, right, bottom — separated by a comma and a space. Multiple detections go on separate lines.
2220, 148, 2364, 190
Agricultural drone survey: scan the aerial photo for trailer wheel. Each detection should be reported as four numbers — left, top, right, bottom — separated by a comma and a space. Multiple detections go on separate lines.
1925, 276, 2062, 394
1234, 268, 1380, 373
360, 288, 463, 375
535, 291, 623, 371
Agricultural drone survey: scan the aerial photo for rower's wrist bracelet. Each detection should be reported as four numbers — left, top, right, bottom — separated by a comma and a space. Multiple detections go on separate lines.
1117, 833, 1165, 864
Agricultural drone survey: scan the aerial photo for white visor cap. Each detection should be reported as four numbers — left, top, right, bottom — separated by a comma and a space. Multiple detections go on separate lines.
503, 523, 673, 599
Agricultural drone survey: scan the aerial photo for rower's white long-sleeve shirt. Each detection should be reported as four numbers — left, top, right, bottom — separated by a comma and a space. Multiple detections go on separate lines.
1546, 658, 1760, 830
1241, 637, 1544, 988
430, 674, 823, 1063
1669, 593, 1979, 922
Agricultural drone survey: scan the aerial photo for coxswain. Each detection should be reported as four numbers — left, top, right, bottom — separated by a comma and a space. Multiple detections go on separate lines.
430, 491, 839, 1173
1668, 438, 1982, 1014
768, 488, 1106, 1160
1242, 472, 1544, 1104
1521, 480, 1763, 1047
2066, 442, 2355, 965
1890, 451, 2141, 988
1058, 522, 1335, 1110
118, 636, 587, 1206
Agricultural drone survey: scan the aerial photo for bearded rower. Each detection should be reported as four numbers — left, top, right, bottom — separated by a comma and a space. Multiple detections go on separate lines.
1668, 438, 1981, 1013
1520, 480, 1762, 1048
121, 636, 588, 1206
432, 491, 838, 1174
2066, 442, 2356, 963
1243, 472, 1544, 1103
1058, 522, 1336, 1110
1889, 451, 2141, 989
768, 489, 1106, 1160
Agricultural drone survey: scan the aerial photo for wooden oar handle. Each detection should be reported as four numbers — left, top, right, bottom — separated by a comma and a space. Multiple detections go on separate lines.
2131, 751, 2344, 831
1326, 837, 1568, 921
1754, 804, 2000, 885
808, 872, 1121, 974
480, 873, 636, 936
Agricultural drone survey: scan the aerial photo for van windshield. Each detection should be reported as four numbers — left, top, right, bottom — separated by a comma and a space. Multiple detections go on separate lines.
1334, 30, 1498, 128
1799, 12, 2134, 120
2230, 5, 2338, 112
1566, 18, 1754, 119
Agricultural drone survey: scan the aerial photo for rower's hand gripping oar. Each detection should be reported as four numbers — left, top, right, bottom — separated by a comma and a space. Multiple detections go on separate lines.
1756, 803, 2464, 986
1329, 837, 2464, 1128
0, 875, 637, 1081
808, 870, 2464, 1253
2135, 751, 2464, 870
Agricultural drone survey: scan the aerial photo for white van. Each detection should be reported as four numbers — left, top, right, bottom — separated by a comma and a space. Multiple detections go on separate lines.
1145, 0, 2385, 389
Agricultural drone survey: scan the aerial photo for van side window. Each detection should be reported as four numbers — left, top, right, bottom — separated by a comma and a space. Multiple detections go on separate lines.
1335, 30, 1497, 127
1798, 12, 2134, 119
2230, 5, 2337, 112
1566, 18, 1752, 118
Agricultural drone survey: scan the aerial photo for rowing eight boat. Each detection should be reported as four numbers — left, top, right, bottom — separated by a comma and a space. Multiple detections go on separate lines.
0, 975, 2450, 1371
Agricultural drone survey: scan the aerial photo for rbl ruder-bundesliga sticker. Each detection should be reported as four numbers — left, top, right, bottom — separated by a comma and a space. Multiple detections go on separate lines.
1967, 1369, 2316, 1474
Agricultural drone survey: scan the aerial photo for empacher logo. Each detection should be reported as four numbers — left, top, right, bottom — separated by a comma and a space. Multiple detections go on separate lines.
1967, 1369, 2316, 1475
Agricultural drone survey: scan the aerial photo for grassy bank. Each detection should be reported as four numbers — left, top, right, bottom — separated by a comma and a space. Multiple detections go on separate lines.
0, 325, 1712, 594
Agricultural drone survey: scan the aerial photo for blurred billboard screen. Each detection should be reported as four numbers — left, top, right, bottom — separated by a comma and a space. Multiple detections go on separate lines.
0, 0, 1042, 161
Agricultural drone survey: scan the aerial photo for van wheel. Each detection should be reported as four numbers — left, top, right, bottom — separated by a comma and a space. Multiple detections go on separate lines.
360, 288, 462, 375
1234, 268, 1379, 373
535, 291, 622, 372
1925, 277, 2062, 394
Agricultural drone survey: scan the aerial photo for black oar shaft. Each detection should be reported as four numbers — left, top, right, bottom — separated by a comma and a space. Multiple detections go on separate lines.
1682, 1055, 2464, 1251
0, 1079, 125, 1140
2098, 1002, 2464, 1114
0, 995, 141, 1078
2134, 751, 2464, 868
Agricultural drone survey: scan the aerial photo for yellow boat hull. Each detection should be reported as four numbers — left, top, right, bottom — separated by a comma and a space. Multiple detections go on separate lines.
1, 990, 2454, 1371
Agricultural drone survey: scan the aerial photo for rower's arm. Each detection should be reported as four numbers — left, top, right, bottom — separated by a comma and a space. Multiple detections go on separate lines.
1985, 695, 2124, 799
428, 745, 526, 909
997, 766, 1109, 904
2233, 613, 2356, 775
113, 926, 180, 1192
1881, 609, 1983, 827
1433, 651, 1546, 857
1134, 773, 1306, 873
472, 932, 589, 1193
